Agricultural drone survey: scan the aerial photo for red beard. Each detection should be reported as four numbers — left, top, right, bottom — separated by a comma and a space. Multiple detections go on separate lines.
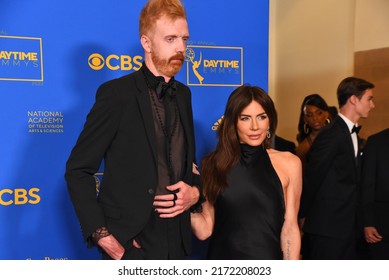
151, 52, 185, 77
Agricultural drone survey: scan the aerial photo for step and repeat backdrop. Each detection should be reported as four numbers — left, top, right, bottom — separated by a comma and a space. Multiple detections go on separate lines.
0, 0, 269, 259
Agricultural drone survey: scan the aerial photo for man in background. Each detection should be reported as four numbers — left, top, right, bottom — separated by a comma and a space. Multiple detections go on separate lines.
299, 77, 375, 259
360, 128, 389, 259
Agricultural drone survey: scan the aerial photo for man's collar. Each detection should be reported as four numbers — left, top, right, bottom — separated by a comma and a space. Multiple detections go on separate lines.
338, 113, 359, 133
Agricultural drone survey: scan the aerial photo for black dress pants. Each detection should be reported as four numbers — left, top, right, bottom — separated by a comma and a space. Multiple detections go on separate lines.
102, 211, 186, 260
302, 233, 357, 260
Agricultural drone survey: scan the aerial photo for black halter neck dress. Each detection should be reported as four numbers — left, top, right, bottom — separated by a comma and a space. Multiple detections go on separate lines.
207, 144, 285, 259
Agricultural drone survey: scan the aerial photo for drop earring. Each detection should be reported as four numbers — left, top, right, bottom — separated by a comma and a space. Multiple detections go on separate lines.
304, 123, 310, 134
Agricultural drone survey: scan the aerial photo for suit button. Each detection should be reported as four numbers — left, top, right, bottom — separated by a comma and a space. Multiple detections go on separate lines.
148, 188, 154, 194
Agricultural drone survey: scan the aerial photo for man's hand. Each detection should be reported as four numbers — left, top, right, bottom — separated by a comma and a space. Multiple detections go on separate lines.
97, 234, 125, 260
364, 226, 383, 243
153, 181, 200, 218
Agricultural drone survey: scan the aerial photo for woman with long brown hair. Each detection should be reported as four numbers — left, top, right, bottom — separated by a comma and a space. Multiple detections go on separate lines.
191, 85, 302, 259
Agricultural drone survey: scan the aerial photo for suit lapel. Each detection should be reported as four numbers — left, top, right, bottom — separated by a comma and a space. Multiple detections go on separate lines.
134, 72, 158, 165
175, 85, 195, 180
337, 117, 358, 170
176, 91, 189, 140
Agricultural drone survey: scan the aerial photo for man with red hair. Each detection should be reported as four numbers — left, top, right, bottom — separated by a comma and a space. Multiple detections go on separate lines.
65, 0, 202, 260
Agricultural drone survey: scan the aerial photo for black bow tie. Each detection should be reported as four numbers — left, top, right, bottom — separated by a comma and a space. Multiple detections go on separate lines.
351, 125, 362, 134
156, 79, 177, 99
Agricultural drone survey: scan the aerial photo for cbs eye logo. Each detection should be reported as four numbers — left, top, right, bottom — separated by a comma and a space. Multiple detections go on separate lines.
88, 53, 143, 71
88, 53, 105, 70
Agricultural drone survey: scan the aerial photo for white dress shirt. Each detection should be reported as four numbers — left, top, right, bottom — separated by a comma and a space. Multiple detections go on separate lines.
338, 113, 359, 157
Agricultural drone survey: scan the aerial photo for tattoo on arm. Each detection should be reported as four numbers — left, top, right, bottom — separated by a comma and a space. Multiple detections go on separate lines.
285, 240, 291, 260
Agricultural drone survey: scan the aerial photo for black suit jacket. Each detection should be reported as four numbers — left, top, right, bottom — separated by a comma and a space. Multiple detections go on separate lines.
300, 116, 361, 239
274, 135, 296, 154
65, 69, 200, 254
360, 128, 389, 240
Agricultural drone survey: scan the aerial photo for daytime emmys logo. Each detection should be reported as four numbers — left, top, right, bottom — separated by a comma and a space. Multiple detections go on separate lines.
0, 35, 44, 82
185, 45, 243, 87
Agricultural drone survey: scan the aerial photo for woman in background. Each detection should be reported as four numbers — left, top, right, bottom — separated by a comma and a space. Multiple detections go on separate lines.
296, 94, 331, 170
191, 85, 302, 260
296, 94, 332, 256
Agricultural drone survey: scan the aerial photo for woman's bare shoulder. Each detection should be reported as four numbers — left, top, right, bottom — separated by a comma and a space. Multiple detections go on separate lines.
267, 149, 302, 189
267, 148, 302, 168
268, 148, 299, 160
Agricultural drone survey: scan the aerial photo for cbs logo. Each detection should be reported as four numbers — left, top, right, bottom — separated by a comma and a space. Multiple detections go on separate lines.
0, 188, 41, 206
88, 53, 143, 71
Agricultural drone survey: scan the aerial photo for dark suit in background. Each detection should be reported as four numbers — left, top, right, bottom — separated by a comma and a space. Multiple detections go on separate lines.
299, 115, 361, 259
273, 135, 296, 154
299, 76, 375, 260
360, 128, 389, 259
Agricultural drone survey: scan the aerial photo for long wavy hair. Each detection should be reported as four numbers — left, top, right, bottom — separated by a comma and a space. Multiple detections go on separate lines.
296, 93, 330, 143
201, 85, 278, 204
